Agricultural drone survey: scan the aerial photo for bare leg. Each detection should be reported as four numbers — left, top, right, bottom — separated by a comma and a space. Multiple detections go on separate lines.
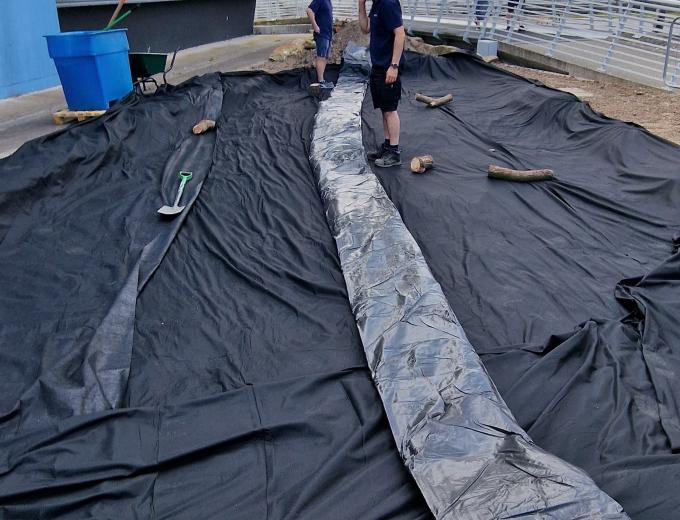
315, 57, 327, 83
384, 111, 400, 146
382, 112, 391, 142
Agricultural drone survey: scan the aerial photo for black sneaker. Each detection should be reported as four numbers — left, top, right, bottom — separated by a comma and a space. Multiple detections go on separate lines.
375, 150, 402, 168
367, 142, 388, 161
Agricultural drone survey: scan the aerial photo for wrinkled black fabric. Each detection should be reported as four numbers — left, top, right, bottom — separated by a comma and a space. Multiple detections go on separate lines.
311, 45, 626, 520
0, 74, 222, 431
363, 52, 680, 519
0, 68, 430, 519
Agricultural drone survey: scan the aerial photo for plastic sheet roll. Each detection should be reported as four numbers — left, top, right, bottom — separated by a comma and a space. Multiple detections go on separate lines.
309, 43, 628, 519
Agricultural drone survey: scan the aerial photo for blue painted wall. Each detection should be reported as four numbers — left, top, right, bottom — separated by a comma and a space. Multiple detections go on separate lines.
0, 0, 61, 99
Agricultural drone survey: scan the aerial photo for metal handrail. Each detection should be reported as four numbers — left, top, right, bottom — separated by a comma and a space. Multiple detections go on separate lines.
663, 16, 680, 86
255, 0, 680, 89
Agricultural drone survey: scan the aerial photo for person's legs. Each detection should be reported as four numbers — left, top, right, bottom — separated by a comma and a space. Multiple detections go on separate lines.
315, 57, 327, 83
382, 112, 391, 142
375, 110, 402, 167
506, 2, 514, 28
384, 111, 400, 146
374, 70, 402, 167
314, 36, 332, 84
367, 67, 390, 160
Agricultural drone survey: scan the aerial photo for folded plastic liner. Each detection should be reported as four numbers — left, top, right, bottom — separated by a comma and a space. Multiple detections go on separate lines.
309, 43, 629, 519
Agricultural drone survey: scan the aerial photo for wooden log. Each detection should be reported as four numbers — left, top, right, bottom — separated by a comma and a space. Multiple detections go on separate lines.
52, 110, 106, 125
415, 93, 453, 108
487, 164, 554, 182
410, 155, 434, 174
428, 94, 453, 107
415, 93, 437, 105
192, 119, 216, 135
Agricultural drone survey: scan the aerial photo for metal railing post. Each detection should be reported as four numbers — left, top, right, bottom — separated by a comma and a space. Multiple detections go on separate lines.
600, 0, 632, 72
505, 0, 525, 42
489, 0, 499, 39
405, 0, 417, 33
634, 3, 646, 39
663, 16, 680, 87
463, 0, 474, 41
434, 0, 447, 38
547, 0, 573, 57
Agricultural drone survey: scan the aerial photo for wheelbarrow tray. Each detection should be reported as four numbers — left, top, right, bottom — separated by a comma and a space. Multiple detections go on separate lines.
129, 52, 168, 79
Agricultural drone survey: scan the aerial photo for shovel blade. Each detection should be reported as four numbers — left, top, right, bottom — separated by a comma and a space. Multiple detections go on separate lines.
157, 204, 185, 216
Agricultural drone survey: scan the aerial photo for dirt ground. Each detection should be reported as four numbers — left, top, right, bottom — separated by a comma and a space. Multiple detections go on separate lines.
496, 63, 680, 145
260, 20, 368, 73
260, 21, 679, 145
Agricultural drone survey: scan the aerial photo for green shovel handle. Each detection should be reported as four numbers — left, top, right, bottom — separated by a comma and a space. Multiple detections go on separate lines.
179, 171, 193, 182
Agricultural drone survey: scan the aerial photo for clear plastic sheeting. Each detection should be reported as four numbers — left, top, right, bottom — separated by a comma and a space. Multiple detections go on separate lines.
309, 44, 629, 519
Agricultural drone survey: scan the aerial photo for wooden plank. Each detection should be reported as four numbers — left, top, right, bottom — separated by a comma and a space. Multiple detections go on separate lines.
53, 110, 106, 125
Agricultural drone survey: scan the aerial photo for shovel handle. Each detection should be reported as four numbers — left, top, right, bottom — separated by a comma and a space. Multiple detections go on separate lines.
107, 0, 127, 29
174, 171, 193, 207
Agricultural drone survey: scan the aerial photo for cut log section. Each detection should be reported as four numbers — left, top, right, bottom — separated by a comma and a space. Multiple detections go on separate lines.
415, 93, 453, 108
410, 155, 434, 174
52, 110, 106, 125
192, 119, 216, 135
488, 164, 554, 182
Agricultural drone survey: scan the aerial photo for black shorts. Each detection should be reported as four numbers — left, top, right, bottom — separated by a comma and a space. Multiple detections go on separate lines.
370, 66, 401, 113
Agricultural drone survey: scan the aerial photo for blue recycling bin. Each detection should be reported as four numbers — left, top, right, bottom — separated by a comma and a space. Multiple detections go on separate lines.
45, 29, 133, 111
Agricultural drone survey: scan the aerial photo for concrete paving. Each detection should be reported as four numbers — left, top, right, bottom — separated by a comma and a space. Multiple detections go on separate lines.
0, 33, 306, 159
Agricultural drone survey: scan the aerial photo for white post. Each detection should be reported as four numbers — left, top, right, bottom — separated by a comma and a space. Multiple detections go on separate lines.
434, 0, 447, 38
600, 0, 632, 72
547, 0, 573, 57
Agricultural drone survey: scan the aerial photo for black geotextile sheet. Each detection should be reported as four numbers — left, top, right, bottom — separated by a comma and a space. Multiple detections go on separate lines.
363, 52, 680, 520
0, 68, 431, 519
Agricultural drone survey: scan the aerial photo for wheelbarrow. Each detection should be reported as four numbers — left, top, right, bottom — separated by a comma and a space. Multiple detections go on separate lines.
129, 50, 178, 92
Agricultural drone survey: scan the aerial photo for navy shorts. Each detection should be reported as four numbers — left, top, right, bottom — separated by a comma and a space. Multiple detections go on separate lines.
314, 34, 331, 59
370, 66, 401, 113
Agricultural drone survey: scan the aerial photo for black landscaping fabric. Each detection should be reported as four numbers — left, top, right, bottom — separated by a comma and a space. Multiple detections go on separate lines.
363, 52, 680, 520
0, 68, 431, 519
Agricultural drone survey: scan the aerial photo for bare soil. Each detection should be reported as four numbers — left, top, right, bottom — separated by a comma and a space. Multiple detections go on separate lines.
496, 63, 680, 145
260, 21, 368, 74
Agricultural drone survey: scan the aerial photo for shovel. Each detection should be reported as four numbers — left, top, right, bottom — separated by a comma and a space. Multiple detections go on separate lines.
158, 171, 193, 216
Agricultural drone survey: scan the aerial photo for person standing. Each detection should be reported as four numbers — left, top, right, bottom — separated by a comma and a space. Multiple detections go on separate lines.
359, 0, 406, 168
307, 0, 334, 88
505, 0, 525, 31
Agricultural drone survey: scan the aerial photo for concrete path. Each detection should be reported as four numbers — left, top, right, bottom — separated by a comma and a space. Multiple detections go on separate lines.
0, 34, 306, 159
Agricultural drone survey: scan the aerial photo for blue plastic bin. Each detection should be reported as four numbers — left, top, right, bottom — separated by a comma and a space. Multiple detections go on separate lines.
45, 30, 133, 111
